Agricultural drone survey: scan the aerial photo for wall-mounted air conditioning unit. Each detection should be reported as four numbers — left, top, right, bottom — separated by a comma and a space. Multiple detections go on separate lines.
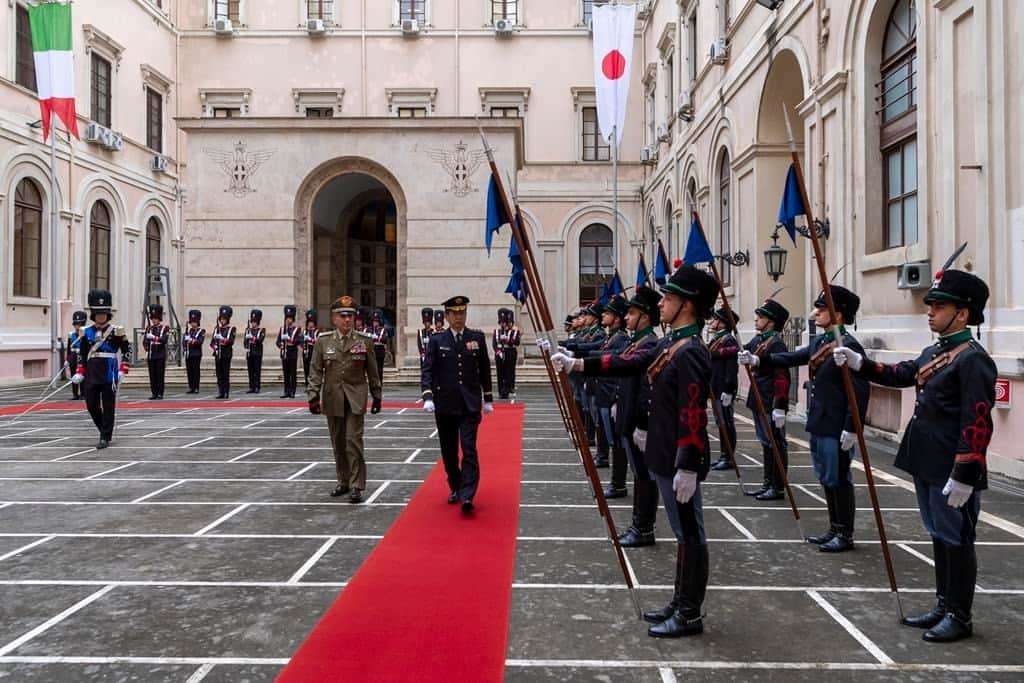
103, 131, 124, 152
636, 0, 652, 19
677, 91, 694, 121
151, 155, 169, 173
84, 122, 106, 145
401, 19, 420, 35
306, 19, 325, 35
214, 18, 233, 35
494, 18, 514, 34
896, 261, 932, 290
710, 37, 729, 65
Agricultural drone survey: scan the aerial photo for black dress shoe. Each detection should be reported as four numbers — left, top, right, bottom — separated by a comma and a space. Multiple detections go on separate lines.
710, 458, 734, 471
149, 395, 158, 400
643, 603, 677, 624
806, 527, 837, 545
461, 500, 474, 514
755, 487, 784, 501
330, 484, 350, 498
96, 439, 109, 449
349, 488, 364, 504
618, 527, 655, 548
923, 613, 973, 642
901, 603, 946, 629
447, 492, 459, 504
594, 456, 609, 468
819, 533, 854, 553
246, 389, 255, 394
745, 483, 770, 497
280, 394, 289, 398
157, 395, 163, 399
603, 485, 627, 499
648, 611, 703, 638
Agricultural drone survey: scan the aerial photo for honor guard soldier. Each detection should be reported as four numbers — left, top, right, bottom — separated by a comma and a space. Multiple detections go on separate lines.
421, 295, 494, 513
834, 268, 994, 643
552, 266, 718, 638
307, 295, 383, 503
370, 310, 389, 385
302, 309, 319, 388
183, 310, 205, 394
355, 308, 368, 334
244, 309, 266, 394
493, 308, 522, 399
564, 302, 609, 461
433, 309, 445, 336
750, 287, 870, 552
142, 304, 170, 400
737, 298, 792, 501
71, 289, 132, 449
707, 309, 741, 471
417, 307, 434, 368
211, 306, 236, 399
277, 306, 302, 398
67, 310, 87, 400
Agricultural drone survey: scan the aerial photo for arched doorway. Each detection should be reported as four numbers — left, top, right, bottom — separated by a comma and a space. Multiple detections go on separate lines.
310, 173, 397, 366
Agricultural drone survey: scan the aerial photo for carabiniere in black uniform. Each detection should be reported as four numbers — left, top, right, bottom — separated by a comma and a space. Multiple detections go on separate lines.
840, 269, 995, 643
211, 305, 236, 399
72, 289, 132, 449
244, 308, 266, 394
277, 305, 301, 398
142, 303, 169, 400
182, 309, 205, 394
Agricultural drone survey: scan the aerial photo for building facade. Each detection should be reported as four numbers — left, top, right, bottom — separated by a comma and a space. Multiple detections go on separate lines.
0, 0, 1020, 476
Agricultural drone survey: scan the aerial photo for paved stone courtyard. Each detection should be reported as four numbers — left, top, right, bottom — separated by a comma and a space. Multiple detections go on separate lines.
0, 382, 1021, 682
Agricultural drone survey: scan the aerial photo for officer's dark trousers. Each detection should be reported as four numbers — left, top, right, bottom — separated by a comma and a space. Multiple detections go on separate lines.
147, 357, 165, 397
497, 349, 517, 397
185, 356, 201, 392
247, 353, 262, 392
215, 353, 232, 396
623, 435, 658, 533
754, 414, 788, 489
282, 356, 298, 396
374, 347, 386, 385
435, 410, 481, 502
84, 381, 116, 439
302, 353, 312, 388
713, 398, 737, 459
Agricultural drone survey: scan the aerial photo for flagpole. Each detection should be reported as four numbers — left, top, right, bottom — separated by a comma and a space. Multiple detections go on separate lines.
612, 124, 619, 275
48, 111, 61, 382
782, 104, 902, 617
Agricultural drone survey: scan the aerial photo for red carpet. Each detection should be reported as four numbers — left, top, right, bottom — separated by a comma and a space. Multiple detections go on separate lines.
277, 404, 524, 683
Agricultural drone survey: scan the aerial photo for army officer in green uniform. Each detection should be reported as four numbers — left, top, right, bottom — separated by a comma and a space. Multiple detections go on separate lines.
308, 295, 383, 503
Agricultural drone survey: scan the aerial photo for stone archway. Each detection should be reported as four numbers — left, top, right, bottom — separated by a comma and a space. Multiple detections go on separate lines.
293, 158, 409, 363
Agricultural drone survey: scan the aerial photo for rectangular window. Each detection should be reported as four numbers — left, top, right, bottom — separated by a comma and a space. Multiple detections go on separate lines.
688, 11, 698, 82
213, 107, 241, 118
146, 88, 163, 153
306, 0, 334, 21
491, 0, 518, 23
581, 106, 610, 162
90, 54, 112, 128
582, 0, 608, 25
883, 137, 918, 248
489, 106, 520, 118
13, 207, 42, 299
15, 5, 37, 92
90, 228, 110, 291
305, 107, 334, 118
665, 55, 674, 121
397, 107, 427, 118
215, 0, 240, 21
399, 0, 426, 23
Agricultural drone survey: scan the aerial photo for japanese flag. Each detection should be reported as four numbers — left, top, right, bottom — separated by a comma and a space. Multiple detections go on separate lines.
592, 3, 637, 147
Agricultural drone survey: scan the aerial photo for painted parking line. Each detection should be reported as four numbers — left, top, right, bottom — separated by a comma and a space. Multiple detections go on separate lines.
0, 585, 116, 657
806, 589, 893, 664
287, 537, 338, 584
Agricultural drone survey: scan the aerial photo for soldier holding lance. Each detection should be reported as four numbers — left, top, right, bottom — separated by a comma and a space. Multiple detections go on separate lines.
66, 310, 87, 400
277, 306, 301, 398
493, 308, 522, 399
211, 305, 236, 399
142, 303, 169, 400
707, 308, 740, 472
244, 309, 266, 394
182, 309, 205, 394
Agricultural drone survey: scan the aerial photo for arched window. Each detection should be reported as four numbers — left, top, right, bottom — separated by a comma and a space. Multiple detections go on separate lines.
647, 213, 658, 267
718, 149, 732, 285
578, 223, 613, 305
665, 200, 674, 260
13, 178, 43, 298
145, 217, 161, 274
878, 0, 917, 248
89, 201, 112, 290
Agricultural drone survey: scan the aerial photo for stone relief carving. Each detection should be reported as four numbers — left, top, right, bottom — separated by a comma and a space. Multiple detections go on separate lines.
423, 140, 487, 197
203, 141, 276, 197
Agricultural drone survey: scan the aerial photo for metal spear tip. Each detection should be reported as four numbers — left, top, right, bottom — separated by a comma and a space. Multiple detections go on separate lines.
782, 103, 798, 153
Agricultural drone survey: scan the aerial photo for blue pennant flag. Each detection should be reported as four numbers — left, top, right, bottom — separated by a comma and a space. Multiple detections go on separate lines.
653, 241, 671, 285
683, 218, 714, 265
635, 253, 648, 289
505, 270, 528, 303
609, 270, 625, 297
777, 164, 802, 245
598, 280, 611, 305
485, 175, 510, 256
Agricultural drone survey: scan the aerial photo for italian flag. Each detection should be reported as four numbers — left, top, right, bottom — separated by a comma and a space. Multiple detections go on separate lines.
28, 1, 78, 142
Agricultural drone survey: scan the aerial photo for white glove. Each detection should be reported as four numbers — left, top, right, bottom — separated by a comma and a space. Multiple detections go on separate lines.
610, 404, 617, 421
71, 373, 84, 385
632, 428, 647, 451
942, 478, 973, 508
720, 393, 733, 408
832, 347, 864, 371
423, 399, 435, 413
117, 371, 127, 382
738, 350, 759, 367
536, 338, 551, 353
672, 470, 698, 504
483, 402, 494, 414
549, 352, 574, 373
557, 346, 573, 358
772, 409, 786, 429
840, 430, 856, 451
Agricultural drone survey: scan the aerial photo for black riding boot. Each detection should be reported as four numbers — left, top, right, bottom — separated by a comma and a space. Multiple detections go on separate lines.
643, 543, 683, 624
924, 543, 976, 642
902, 538, 948, 628
594, 421, 609, 467
608, 444, 628, 493
820, 482, 855, 552
648, 543, 708, 638
619, 478, 657, 547
806, 486, 838, 545
745, 446, 772, 496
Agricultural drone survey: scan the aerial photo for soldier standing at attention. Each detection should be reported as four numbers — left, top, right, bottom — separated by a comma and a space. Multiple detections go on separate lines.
493, 308, 522, 399
183, 309, 205, 394
834, 268, 994, 643
307, 295, 382, 503
370, 310, 389, 385
302, 309, 319, 388
421, 296, 494, 514
142, 303, 169, 400
244, 309, 266, 394
211, 305, 236, 399
433, 309, 445, 336
738, 299, 791, 501
417, 307, 434, 370
277, 306, 301, 398
707, 308, 741, 472
67, 310, 87, 400
70, 289, 132, 449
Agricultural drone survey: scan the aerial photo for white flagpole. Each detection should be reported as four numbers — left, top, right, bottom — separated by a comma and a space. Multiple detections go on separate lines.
612, 124, 619, 272
48, 111, 61, 379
